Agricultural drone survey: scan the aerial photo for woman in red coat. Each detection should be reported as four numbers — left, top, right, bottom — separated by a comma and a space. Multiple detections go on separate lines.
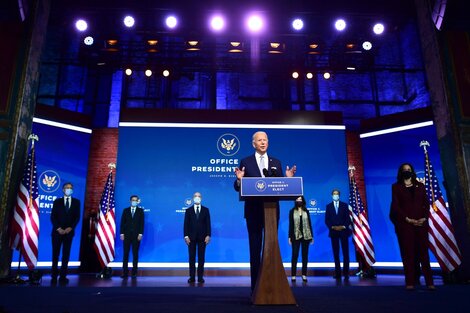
390, 163, 435, 290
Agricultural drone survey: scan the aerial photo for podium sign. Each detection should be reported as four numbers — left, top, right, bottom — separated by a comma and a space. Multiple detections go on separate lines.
240, 177, 303, 305
240, 177, 303, 199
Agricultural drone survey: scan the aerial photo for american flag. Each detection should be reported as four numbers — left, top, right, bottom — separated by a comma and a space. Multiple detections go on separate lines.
93, 171, 116, 268
9, 141, 40, 269
348, 169, 376, 267
423, 148, 462, 272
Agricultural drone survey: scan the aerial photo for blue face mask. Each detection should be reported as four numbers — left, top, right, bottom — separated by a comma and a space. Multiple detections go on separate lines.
332, 194, 339, 201
64, 188, 73, 196
131, 201, 138, 207
193, 197, 201, 204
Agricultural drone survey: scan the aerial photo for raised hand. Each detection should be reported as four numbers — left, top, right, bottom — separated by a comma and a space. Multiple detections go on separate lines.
285, 165, 297, 177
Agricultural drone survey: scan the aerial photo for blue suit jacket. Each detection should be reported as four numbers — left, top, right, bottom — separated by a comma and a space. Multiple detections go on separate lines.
234, 154, 283, 221
325, 201, 352, 238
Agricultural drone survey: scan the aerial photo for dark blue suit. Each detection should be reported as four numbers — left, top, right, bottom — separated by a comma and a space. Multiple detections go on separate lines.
120, 206, 145, 276
325, 200, 352, 278
184, 204, 211, 280
50, 197, 81, 279
234, 154, 283, 290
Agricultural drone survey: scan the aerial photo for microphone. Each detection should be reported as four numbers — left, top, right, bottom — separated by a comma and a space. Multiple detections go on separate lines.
270, 167, 278, 177
262, 168, 269, 177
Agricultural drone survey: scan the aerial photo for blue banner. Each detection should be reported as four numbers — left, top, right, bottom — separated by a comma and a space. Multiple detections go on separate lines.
115, 125, 350, 264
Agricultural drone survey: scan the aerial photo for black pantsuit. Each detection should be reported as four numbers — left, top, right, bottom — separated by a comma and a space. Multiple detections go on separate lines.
291, 239, 310, 276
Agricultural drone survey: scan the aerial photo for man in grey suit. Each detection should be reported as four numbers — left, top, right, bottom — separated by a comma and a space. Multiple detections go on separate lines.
184, 192, 211, 283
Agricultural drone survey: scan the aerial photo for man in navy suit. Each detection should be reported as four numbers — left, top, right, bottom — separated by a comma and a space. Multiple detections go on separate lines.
325, 188, 352, 280
120, 195, 145, 278
184, 192, 211, 283
234, 131, 296, 291
50, 182, 81, 284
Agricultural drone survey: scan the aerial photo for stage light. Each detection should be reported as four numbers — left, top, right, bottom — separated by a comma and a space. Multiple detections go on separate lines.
125, 68, 132, 76
186, 40, 200, 51
228, 41, 243, 53
165, 15, 178, 29
346, 67, 356, 71
334, 19, 346, 31
292, 71, 299, 79
145, 69, 152, 77
268, 42, 284, 54
147, 39, 159, 53
362, 41, 372, 50
210, 15, 225, 31
105, 39, 119, 52
306, 72, 313, 79
123, 16, 135, 28
75, 19, 88, 32
246, 14, 264, 33
323, 72, 331, 79
83, 36, 94, 46
307, 43, 320, 54
163, 70, 170, 77
292, 18, 304, 31
373, 23, 384, 35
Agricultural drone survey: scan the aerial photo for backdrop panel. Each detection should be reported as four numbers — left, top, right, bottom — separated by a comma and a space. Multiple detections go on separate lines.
115, 125, 351, 264
12, 121, 91, 265
361, 123, 444, 263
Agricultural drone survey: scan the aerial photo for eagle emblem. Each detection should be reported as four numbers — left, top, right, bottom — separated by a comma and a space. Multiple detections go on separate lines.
221, 138, 236, 151
42, 174, 57, 188
217, 133, 240, 156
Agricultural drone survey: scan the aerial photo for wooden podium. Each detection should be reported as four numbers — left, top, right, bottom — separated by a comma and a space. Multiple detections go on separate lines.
240, 177, 303, 305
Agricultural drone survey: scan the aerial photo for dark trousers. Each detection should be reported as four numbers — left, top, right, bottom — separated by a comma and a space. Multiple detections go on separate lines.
246, 217, 264, 291
123, 237, 140, 274
397, 226, 434, 286
188, 240, 206, 279
331, 235, 350, 277
291, 239, 310, 276
51, 233, 73, 278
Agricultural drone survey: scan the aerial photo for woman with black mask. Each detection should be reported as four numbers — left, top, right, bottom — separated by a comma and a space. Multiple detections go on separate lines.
288, 196, 314, 282
390, 163, 435, 290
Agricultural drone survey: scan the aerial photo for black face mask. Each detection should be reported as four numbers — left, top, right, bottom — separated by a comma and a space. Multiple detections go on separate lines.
402, 171, 413, 180
295, 201, 303, 207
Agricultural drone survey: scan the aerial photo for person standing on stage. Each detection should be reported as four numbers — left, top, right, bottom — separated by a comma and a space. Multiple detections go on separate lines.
325, 188, 352, 281
50, 182, 81, 284
184, 192, 211, 283
120, 195, 145, 278
390, 163, 435, 290
234, 131, 296, 291
288, 196, 314, 282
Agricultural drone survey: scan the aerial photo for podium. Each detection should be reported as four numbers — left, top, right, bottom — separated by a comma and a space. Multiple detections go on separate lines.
240, 177, 303, 305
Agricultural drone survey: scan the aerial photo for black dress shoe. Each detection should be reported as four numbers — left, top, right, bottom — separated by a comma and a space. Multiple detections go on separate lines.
198, 278, 205, 283
58, 277, 69, 284
51, 277, 58, 283
188, 278, 195, 283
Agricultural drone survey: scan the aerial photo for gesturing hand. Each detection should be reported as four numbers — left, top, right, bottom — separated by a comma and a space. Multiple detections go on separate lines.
285, 165, 297, 177
235, 167, 246, 180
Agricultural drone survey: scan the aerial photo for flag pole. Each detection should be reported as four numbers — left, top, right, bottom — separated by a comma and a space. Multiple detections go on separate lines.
420, 140, 438, 212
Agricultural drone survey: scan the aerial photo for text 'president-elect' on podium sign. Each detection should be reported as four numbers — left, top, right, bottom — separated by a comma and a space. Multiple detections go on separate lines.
240, 177, 303, 305
240, 177, 303, 200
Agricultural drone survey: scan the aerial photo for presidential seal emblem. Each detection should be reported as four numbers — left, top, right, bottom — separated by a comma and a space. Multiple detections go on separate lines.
217, 133, 240, 156
255, 180, 267, 192
39, 170, 61, 193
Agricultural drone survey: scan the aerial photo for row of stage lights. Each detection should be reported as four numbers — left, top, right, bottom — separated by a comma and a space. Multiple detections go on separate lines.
123, 68, 333, 80
74, 14, 385, 35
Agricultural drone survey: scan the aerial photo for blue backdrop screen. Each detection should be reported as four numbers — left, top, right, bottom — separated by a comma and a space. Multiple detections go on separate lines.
115, 125, 351, 264
361, 124, 444, 263
12, 122, 91, 265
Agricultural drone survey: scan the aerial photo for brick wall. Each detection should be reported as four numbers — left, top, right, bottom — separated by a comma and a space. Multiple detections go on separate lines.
345, 130, 368, 209
83, 128, 119, 217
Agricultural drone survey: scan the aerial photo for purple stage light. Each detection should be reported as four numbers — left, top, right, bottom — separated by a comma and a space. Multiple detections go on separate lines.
123, 16, 135, 28
246, 14, 264, 33
292, 18, 304, 31
334, 19, 346, 31
165, 16, 178, 29
373, 23, 384, 35
210, 15, 225, 31
75, 19, 88, 32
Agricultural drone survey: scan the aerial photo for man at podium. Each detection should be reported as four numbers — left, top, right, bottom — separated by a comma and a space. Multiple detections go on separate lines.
234, 131, 296, 291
